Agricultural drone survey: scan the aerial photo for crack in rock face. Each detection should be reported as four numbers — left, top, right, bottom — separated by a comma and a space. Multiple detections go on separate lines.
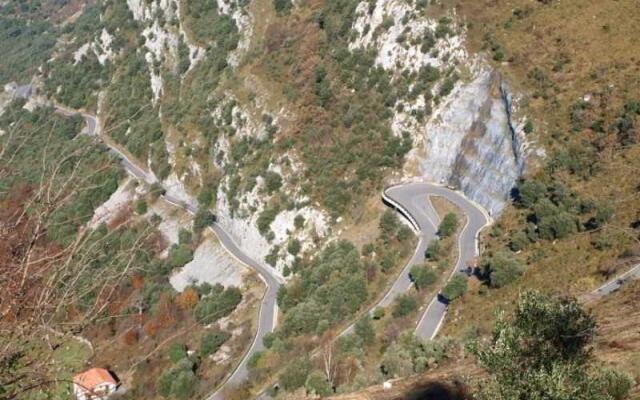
416, 69, 526, 216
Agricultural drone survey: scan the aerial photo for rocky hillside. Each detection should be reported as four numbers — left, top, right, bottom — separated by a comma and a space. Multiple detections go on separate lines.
0, 0, 533, 288
1, 0, 639, 398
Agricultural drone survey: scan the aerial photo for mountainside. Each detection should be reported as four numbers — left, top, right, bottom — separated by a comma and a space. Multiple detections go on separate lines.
1, 0, 639, 399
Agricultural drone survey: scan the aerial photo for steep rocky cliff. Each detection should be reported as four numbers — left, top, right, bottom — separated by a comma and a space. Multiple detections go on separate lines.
419, 69, 527, 215
349, 0, 533, 215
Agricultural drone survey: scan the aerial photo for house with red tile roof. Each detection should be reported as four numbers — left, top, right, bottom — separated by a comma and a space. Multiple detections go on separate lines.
72, 368, 119, 400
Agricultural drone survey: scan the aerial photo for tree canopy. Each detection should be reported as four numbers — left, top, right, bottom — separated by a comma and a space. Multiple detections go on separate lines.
469, 290, 633, 400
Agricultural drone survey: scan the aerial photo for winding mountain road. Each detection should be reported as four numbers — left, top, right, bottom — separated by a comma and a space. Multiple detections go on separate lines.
382, 183, 490, 338
70, 108, 491, 394
55, 107, 284, 398
14, 86, 639, 399
15, 86, 494, 396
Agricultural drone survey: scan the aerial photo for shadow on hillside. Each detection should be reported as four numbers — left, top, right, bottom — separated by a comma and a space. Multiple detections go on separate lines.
402, 381, 468, 400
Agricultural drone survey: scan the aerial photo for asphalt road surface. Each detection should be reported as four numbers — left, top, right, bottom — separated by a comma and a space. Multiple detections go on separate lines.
340, 182, 489, 340
592, 263, 640, 296
383, 183, 490, 339
58, 108, 283, 399
63, 108, 491, 396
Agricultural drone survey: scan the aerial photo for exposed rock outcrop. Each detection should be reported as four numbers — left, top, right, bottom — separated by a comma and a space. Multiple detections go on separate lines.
350, 0, 532, 215
417, 69, 526, 215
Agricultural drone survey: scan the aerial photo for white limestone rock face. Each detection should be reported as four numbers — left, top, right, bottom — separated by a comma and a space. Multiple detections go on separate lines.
150, 199, 193, 246
414, 69, 526, 215
163, 172, 199, 210
350, 0, 531, 215
204, 94, 332, 277
89, 178, 135, 228
217, 0, 253, 66
72, 29, 115, 66
73, 43, 91, 64
93, 29, 115, 65
215, 153, 330, 277
126, 0, 207, 102
169, 237, 247, 291
350, 0, 467, 72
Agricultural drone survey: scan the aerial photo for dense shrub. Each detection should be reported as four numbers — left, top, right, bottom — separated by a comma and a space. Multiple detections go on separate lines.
273, 0, 293, 14
354, 316, 375, 345
0, 104, 121, 246
305, 371, 332, 396
257, 206, 280, 236
441, 274, 467, 301
168, 342, 188, 363
264, 171, 283, 194
425, 240, 442, 260
410, 264, 438, 290
392, 294, 418, 318
193, 209, 216, 233
158, 358, 197, 399
287, 239, 301, 256
469, 290, 631, 400
279, 357, 311, 392
200, 330, 231, 357
438, 212, 459, 237
481, 251, 526, 288
381, 333, 451, 377
193, 286, 242, 324
278, 241, 368, 336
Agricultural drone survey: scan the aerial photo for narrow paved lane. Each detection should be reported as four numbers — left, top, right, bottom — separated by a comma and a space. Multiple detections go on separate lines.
591, 263, 640, 297
63, 109, 283, 398
341, 182, 490, 340
384, 183, 490, 339
65, 107, 492, 395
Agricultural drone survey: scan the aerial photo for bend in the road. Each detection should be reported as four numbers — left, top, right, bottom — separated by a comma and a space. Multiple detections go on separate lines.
59, 107, 282, 399
65, 105, 492, 395
382, 182, 490, 340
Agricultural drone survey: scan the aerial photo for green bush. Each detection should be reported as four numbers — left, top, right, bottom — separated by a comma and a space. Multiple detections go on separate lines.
509, 231, 529, 252
442, 274, 467, 301
257, 206, 279, 236
482, 251, 526, 288
287, 239, 301, 256
381, 333, 451, 378
193, 208, 216, 233
305, 371, 332, 396
600, 368, 634, 400
354, 316, 375, 345
279, 357, 311, 392
264, 171, 283, 194
438, 212, 458, 237
193, 286, 242, 324
0, 16, 57, 84
158, 358, 196, 399
167, 244, 194, 270
168, 342, 187, 363
524, 120, 534, 134
410, 264, 438, 290
247, 351, 263, 369
294, 214, 305, 229
469, 290, 620, 400
178, 229, 192, 245
200, 330, 231, 357
379, 209, 399, 239
425, 240, 442, 260
273, 0, 293, 14
278, 241, 368, 336
392, 294, 418, 318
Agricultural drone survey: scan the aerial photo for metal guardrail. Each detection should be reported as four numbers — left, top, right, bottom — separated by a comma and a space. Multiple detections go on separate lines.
381, 185, 421, 233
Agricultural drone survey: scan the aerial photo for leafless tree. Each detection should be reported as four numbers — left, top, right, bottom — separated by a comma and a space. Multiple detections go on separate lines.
0, 105, 151, 399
